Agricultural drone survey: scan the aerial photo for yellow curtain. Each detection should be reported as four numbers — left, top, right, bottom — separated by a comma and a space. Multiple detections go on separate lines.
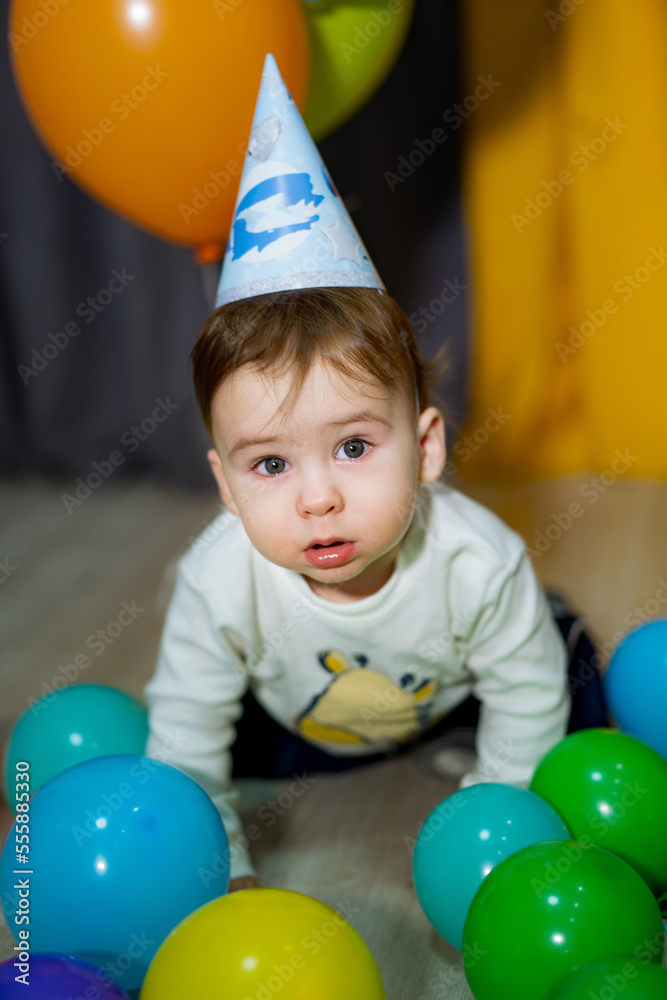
457, 0, 667, 483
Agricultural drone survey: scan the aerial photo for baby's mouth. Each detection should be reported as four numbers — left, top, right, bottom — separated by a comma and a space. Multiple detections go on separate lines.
304, 539, 357, 567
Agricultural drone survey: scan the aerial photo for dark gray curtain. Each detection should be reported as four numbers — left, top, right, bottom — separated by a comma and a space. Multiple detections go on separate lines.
319, 0, 468, 437
0, 0, 468, 487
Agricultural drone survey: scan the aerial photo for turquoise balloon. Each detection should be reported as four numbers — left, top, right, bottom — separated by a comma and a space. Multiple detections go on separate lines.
545, 955, 667, 998
0, 755, 229, 995
412, 783, 570, 949
3, 684, 147, 811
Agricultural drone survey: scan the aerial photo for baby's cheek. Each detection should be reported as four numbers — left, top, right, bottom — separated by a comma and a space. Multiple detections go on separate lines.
238, 477, 284, 516
385, 483, 416, 527
248, 513, 294, 559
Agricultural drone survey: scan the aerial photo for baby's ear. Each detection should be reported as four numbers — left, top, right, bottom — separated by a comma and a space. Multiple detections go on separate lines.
207, 449, 239, 516
418, 406, 447, 483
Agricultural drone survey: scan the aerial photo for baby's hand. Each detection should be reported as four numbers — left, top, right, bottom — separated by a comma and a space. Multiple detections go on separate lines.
228, 875, 260, 892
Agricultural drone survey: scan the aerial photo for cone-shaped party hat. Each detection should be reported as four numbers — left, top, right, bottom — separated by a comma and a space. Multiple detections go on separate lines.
215, 54, 384, 307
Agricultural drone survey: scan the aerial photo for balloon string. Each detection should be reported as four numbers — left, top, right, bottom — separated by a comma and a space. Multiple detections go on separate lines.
199, 260, 224, 312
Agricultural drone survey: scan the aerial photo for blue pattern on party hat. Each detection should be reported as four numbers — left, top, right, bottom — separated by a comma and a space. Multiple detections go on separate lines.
215, 54, 384, 307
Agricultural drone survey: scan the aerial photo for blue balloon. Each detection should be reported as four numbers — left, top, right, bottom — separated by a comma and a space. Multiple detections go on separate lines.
412, 783, 571, 949
0, 953, 131, 999
604, 619, 667, 760
0, 755, 229, 995
3, 684, 148, 811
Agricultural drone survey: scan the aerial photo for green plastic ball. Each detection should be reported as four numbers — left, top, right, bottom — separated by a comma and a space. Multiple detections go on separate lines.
530, 727, 667, 893
462, 840, 664, 1000
544, 955, 667, 999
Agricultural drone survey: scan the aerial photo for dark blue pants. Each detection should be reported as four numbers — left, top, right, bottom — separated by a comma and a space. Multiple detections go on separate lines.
231, 590, 608, 779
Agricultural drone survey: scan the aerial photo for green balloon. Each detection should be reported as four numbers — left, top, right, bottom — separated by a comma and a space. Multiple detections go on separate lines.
530, 727, 667, 894
303, 0, 415, 140
462, 840, 664, 1000
3, 684, 148, 811
544, 956, 667, 999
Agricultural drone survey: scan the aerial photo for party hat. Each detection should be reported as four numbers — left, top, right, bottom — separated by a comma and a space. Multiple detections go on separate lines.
215, 54, 384, 307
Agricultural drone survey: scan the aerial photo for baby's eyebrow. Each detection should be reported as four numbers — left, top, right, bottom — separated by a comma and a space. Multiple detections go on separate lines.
228, 409, 391, 459
328, 409, 392, 428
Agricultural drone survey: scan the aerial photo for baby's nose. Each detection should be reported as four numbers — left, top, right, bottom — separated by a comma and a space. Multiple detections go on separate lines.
297, 478, 344, 517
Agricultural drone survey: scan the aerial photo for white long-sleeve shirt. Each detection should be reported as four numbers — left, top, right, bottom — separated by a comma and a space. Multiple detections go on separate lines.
143, 481, 569, 879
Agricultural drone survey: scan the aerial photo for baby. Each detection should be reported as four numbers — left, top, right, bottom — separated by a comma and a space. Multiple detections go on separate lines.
143, 54, 577, 893
143, 283, 572, 890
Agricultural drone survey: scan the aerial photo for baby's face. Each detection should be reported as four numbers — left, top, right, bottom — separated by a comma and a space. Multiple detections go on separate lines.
207, 359, 446, 601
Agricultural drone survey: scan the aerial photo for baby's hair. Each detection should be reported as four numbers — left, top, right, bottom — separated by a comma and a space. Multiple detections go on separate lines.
190, 287, 453, 438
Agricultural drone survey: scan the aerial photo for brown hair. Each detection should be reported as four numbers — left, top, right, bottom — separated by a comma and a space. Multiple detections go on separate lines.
190, 286, 452, 438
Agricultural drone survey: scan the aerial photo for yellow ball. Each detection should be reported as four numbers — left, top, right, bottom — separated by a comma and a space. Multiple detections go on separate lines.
140, 888, 386, 999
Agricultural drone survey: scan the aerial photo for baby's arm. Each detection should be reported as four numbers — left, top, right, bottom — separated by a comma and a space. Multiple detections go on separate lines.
457, 546, 570, 787
143, 560, 256, 886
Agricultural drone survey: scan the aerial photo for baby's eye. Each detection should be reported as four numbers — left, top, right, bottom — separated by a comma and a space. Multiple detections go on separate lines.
336, 438, 369, 460
255, 457, 288, 476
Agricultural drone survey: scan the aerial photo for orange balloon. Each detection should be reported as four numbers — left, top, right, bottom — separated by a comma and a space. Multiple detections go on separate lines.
9, 0, 309, 259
